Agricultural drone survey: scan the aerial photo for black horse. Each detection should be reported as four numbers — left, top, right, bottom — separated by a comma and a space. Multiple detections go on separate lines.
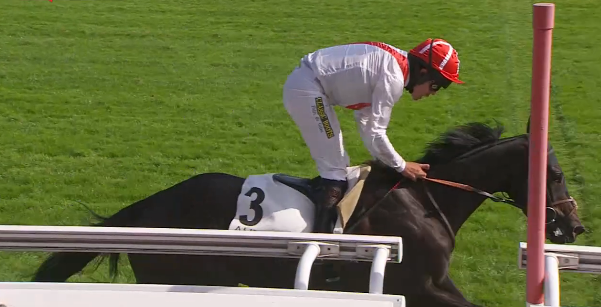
31, 121, 585, 307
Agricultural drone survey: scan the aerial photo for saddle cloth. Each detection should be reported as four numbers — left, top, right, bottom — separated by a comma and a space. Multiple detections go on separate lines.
228, 165, 371, 233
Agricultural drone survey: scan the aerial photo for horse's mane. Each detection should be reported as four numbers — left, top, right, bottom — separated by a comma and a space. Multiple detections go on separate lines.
365, 121, 506, 172
416, 121, 505, 164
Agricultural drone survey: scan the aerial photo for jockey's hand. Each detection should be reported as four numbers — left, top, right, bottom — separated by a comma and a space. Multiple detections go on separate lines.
400, 162, 430, 181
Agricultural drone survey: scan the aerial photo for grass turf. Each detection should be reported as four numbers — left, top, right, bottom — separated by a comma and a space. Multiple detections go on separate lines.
0, 0, 600, 306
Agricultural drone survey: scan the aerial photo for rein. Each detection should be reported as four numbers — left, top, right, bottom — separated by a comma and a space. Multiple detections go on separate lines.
422, 177, 516, 205
344, 180, 401, 233
344, 176, 517, 239
345, 174, 577, 242
420, 177, 516, 249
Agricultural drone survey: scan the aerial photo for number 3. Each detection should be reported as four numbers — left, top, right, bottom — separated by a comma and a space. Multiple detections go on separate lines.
240, 187, 265, 226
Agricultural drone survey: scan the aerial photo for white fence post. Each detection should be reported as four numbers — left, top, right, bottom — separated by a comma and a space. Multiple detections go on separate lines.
292, 242, 322, 290
368, 245, 391, 294
544, 254, 560, 307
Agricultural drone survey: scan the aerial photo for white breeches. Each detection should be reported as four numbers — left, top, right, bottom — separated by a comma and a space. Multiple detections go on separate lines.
282, 63, 350, 181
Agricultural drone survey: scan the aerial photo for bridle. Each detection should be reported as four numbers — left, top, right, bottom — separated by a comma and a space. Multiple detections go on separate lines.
345, 138, 579, 247
544, 190, 579, 225
421, 177, 578, 242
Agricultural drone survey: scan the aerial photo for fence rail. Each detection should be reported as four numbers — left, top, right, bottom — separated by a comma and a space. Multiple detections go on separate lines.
518, 242, 601, 274
518, 242, 601, 307
0, 225, 403, 294
0, 282, 406, 307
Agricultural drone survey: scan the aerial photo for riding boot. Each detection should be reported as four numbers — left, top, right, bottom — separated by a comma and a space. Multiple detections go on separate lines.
312, 178, 348, 233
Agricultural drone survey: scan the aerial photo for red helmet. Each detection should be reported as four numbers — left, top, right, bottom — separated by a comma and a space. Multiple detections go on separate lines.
409, 38, 464, 84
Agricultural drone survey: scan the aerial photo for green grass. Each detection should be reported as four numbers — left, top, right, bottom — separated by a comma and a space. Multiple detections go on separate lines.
1, 0, 600, 306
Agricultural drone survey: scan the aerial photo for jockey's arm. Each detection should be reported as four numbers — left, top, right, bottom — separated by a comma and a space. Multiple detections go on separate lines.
353, 73, 406, 173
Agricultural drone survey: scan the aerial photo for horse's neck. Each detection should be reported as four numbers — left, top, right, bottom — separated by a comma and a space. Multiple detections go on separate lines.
431, 138, 527, 234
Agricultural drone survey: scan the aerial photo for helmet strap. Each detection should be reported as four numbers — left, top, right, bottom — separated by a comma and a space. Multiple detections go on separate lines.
427, 39, 434, 73
405, 39, 440, 93
427, 39, 439, 91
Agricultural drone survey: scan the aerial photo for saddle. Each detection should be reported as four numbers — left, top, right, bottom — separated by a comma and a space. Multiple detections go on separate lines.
272, 165, 371, 232
272, 174, 320, 204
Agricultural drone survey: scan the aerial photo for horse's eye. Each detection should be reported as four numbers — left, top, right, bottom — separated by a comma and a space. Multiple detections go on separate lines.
549, 167, 563, 182
553, 171, 563, 182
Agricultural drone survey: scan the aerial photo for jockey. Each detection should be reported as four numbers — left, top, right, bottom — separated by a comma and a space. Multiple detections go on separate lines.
282, 38, 464, 233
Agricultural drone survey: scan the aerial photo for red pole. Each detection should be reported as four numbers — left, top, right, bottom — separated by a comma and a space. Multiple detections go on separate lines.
527, 3, 555, 306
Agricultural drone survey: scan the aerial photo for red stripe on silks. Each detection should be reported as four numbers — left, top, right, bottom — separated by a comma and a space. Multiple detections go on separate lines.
345, 103, 371, 110
343, 42, 410, 111
351, 42, 409, 81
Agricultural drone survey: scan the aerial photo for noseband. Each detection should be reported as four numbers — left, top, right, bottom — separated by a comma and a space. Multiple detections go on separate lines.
546, 197, 578, 224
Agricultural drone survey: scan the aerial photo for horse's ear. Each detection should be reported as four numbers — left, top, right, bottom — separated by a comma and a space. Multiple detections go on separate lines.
526, 116, 531, 134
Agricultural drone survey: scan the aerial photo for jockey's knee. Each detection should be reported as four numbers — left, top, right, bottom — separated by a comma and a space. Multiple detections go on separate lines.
318, 168, 348, 182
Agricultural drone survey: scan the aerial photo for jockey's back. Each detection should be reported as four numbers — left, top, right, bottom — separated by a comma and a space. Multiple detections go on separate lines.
300, 42, 408, 109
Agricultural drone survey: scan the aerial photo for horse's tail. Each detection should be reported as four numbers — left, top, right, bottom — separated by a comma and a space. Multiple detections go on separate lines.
32, 200, 145, 282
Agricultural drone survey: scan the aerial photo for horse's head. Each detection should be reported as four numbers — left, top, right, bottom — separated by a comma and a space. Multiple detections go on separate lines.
358, 121, 585, 245
543, 146, 585, 242
507, 121, 585, 244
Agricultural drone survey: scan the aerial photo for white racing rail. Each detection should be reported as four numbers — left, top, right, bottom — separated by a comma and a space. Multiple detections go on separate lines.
518, 242, 601, 307
0, 282, 405, 307
0, 225, 403, 295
